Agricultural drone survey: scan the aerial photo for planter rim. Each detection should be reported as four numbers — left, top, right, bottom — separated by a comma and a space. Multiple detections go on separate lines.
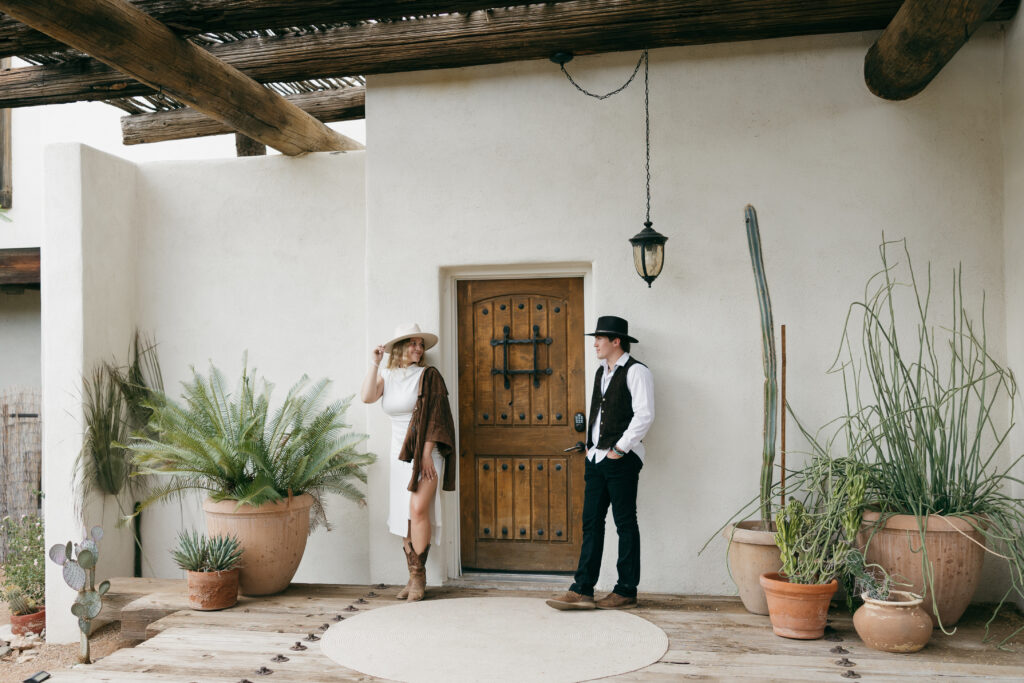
186, 568, 241, 577
10, 605, 45, 619
759, 572, 838, 594
203, 493, 314, 515
724, 520, 778, 546
861, 510, 984, 532
860, 590, 922, 607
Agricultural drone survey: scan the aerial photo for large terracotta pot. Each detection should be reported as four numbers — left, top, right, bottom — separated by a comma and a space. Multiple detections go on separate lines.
187, 569, 239, 611
759, 572, 838, 639
860, 511, 985, 627
723, 521, 781, 615
203, 494, 313, 596
11, 606, 46, 635
853, 590, 932, 653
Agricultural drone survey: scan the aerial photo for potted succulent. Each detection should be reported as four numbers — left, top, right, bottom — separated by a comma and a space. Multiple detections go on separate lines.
172, 530, 243, 610
847, 549, 931, 653
1, 513, 46, 635
760, 455, 868, 639
832, 239, 1024, 637
128, 355, 375, 595
716, 205, 783, 615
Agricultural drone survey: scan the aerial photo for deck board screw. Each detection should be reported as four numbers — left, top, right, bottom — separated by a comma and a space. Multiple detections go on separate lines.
290, 642, 308, 651
271, 655, 289, 663
829, 646, 849, 654
834, 657, 855, 667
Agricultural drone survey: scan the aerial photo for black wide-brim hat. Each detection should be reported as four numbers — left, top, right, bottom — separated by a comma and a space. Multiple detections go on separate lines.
585, 315, 639, 344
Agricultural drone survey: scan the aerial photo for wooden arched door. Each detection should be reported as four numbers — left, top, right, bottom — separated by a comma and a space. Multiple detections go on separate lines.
457, 277, 586, 571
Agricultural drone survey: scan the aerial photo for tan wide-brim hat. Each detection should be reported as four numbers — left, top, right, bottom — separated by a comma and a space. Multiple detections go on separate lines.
382, 322, 439, 353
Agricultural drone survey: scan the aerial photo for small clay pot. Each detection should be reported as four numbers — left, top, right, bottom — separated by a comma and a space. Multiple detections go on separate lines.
187, 569, 239, 611
853, 590, 932, 653
759, 572, 838, 639
11, 606, 46, 635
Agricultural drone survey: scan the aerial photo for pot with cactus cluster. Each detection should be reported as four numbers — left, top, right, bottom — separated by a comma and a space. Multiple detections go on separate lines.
7, 589, 46, 636
172, 530, 243, 610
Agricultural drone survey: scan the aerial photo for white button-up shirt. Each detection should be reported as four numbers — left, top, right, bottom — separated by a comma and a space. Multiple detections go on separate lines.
587, 352, 655, 464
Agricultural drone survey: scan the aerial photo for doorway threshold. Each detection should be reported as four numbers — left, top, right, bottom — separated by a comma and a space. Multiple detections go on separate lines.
446, 571, 570, 592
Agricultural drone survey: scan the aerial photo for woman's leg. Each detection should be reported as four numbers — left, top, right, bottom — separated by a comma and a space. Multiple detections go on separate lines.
409, 473, 438, 554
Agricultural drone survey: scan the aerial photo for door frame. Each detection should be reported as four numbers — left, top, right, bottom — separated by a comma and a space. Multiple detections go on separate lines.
439, 263, 594, 579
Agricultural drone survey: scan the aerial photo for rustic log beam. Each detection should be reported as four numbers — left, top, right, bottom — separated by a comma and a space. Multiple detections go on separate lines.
0, 57, 9, 208
0, 0, 1018, 109
122, 87, 364, 145
0, 0, 360, 155
0, 247, 38, 285
864, 0, 1005, 100
0, 1, 540, 58
235, 133, 267, 156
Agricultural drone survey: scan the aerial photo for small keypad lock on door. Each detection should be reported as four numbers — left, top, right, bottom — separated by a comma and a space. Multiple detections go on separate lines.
574, 412, 585, 432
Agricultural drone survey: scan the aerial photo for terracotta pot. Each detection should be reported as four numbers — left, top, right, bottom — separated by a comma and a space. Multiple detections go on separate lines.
759, 572, 838, 639
187, 569, 239, 611
203, 494, 313, 596
723, 521, 782, 615
11, 606, 46, 635
853, 590, 932, 653
860, 511, 985, 627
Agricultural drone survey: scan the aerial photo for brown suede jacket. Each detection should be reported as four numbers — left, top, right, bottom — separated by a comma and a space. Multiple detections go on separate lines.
398, 366, 457, 493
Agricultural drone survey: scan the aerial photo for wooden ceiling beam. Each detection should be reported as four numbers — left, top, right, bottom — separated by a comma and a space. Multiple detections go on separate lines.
0, 1, 539, 58
122, 87, 365, 145
0, 0, 361, 155
864, 0, 1005, 100
0, 247, 38, 285
0, 0, 1018, 109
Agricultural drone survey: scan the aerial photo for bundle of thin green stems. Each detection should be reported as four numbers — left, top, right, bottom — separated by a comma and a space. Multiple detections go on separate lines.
830, 238, 1024, 645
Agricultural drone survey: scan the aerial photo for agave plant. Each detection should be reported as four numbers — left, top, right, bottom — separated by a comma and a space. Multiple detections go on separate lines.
172, 530, 243, 572
128, 355, 375, 530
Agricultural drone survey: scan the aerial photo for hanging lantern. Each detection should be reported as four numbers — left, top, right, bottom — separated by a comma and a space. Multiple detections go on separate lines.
630, 221, 668, 287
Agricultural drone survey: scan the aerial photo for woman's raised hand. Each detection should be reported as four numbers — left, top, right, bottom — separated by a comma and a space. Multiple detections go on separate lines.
371, 345, 385, 366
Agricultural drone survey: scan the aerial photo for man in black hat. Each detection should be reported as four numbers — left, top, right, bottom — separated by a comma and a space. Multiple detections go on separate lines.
547, 315, 655, 611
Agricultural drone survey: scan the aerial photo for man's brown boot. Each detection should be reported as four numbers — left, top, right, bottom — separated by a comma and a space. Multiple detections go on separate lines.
406, 544, 430, 602
396, 538, 415, 599
546, 590, 596, 611
595, 593, 638, 610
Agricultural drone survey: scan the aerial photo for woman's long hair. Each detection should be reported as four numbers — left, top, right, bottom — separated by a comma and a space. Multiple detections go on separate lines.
387, 338, 428, 369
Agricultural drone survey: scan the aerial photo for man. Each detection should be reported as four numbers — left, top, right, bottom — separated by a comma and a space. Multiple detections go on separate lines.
547, 315, 655, 611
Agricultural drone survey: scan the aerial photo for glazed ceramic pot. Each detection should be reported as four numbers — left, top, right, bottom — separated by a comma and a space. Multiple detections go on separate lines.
10, 606, 46, 635
204, 494, 313, 596
724, 521, 782, 615
186, 569, 239, 611
860, 511, 985, 627
759, 572, 838, 639
853, 590, 932, 653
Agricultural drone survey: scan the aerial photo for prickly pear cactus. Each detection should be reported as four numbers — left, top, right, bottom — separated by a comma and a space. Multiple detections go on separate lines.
48, 526, 108, 663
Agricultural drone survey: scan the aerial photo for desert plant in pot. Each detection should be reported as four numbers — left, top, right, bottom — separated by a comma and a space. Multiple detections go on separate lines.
129, 355, 375, 595
847, 549, 931, 653
1, 513, 46, 635
172, 530, 243, 610
760, 455, 868, 640
715, 205, 783, 615
832, 239, 1024, 640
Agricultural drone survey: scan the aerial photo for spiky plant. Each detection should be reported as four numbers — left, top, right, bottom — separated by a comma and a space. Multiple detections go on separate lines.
171, 529, 207, 572
3, 585, 36, 616
205, 534, 243, 572
128, 354, 375, 531
171, 530, 243, 572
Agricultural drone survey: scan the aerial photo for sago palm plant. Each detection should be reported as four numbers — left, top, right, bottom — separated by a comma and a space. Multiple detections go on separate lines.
128, 355, 375, 531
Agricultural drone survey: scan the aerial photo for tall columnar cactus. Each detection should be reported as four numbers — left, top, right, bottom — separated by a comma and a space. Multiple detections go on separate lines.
48, 525, 110, 663
744, 205, 778, 530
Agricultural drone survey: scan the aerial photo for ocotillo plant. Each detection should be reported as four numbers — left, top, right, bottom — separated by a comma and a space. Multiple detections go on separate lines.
744, 205, 778, 530
48, 526, 110, 663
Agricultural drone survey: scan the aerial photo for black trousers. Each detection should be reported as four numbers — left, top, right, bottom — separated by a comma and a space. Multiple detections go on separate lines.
569, 452, 643, 598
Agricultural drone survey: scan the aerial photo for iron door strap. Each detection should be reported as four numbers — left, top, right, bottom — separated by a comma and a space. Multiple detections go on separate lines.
491, 324, 553, 389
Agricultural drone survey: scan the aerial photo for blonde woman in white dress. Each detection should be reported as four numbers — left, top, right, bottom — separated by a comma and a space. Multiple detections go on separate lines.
361, 323, 456, 601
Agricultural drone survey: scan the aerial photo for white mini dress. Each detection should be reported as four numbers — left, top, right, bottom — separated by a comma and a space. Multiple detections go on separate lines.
380, 365, 444, 538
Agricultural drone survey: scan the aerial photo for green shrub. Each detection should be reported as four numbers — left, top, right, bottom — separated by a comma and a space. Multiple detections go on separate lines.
1, 513, 45, 612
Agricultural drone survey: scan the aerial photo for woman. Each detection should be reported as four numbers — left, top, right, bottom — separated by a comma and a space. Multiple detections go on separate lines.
361, 322, 456, 601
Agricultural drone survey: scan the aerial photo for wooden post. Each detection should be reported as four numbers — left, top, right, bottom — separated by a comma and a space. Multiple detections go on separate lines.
0, 57, 10, 208
780, 324, 786, 509
235, 133, 267, 156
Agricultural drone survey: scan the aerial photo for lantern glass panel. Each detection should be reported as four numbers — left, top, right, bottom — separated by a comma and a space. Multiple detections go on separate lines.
632, 242, 664, 279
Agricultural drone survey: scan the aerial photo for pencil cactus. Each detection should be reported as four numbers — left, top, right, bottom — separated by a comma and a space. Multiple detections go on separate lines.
49, 525, 110, 663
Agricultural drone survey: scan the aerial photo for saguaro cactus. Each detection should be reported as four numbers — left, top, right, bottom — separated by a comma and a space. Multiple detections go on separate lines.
48, 525, 110, 663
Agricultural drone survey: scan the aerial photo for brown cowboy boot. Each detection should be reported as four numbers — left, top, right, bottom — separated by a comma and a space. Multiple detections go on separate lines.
406, 544, 430, 602
396, 537, 415, 599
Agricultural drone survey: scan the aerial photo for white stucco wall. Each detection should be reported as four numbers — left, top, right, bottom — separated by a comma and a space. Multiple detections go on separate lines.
42, 144, 138, 642
365, 30, 1011, 597
1004, 13, 1024, 612
0, 289, 40, 389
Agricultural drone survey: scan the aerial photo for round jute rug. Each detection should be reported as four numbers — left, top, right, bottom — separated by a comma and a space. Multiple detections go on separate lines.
320, 596, 668, 682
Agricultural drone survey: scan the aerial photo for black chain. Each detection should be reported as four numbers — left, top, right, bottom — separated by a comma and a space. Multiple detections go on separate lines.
560, 50, 651, 223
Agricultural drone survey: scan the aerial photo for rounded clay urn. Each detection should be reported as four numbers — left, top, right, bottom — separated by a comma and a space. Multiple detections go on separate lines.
853, 590, 932, 653
723, 521, 782, 615
759, 572, 838, 640
860, 511, 985, 627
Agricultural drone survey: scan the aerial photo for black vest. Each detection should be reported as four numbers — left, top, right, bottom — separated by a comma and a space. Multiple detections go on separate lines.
587, 356, 645, 451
